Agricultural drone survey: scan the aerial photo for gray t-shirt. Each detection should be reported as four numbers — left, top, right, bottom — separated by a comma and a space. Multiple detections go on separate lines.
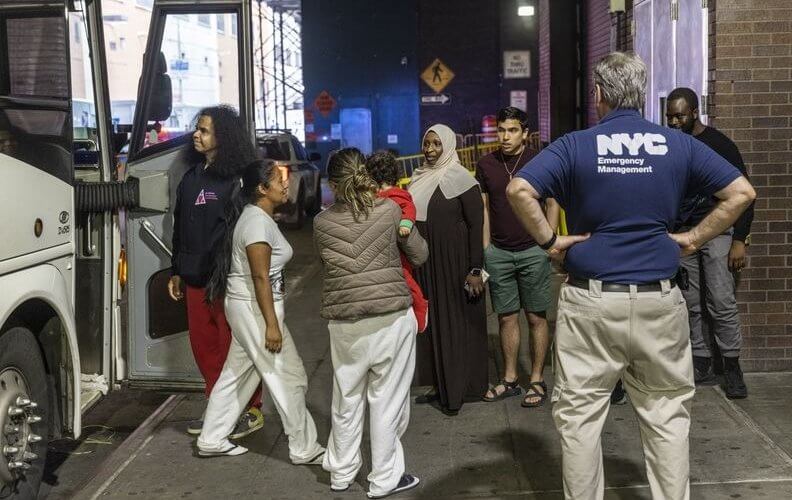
226, 204, 293, 301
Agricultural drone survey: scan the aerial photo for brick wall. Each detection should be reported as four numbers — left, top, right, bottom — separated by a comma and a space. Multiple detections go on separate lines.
710, 0, 792, 371
585, 0, 612, 127
613, 3, 632, 52
538, 0, 551, 143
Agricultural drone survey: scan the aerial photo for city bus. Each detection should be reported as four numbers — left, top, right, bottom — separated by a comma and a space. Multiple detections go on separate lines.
0, 0, 256, 497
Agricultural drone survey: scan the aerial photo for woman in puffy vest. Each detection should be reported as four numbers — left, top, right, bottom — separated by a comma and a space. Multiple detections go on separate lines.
313, 148, 428, 498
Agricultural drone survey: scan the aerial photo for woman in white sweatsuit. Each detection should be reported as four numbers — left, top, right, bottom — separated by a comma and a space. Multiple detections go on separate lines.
313, 148, 429, 499
197, 159, 325, 463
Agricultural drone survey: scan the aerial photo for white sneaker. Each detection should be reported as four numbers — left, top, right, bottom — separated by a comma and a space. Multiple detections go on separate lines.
186, 419, 203, 435
294, 448, 325, 465
330, 483, 350, 492
197, 444, 248, 458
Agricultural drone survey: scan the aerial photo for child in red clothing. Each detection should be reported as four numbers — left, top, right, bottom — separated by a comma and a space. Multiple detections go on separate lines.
365, 151, 429, 332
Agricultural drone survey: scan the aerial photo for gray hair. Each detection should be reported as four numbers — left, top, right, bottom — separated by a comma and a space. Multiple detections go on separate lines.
593, 52, 647, 110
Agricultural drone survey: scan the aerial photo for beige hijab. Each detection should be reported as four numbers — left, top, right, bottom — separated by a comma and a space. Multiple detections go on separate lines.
409, 124, 478, 221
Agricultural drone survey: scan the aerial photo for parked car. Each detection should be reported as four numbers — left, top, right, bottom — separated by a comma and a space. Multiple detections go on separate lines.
256, 130, 322, 229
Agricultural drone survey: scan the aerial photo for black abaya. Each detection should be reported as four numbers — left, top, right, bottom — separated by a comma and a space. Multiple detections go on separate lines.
414, 186, 488, 411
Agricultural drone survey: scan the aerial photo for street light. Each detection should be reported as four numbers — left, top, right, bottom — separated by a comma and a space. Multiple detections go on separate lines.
518, 6, 535, 16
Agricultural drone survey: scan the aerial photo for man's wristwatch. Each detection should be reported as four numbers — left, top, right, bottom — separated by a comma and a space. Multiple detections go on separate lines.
743, 234, 751, 247
469, 268, 483, 277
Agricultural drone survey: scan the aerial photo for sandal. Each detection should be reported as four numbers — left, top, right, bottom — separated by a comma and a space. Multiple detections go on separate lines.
521, 381, 548, 408
482, 379, 522, 402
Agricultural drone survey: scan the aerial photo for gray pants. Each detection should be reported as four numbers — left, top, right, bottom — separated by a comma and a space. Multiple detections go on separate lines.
680, 233, 741, 358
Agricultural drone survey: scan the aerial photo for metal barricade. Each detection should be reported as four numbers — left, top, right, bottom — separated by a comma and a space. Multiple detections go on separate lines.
396, 153, 424, 188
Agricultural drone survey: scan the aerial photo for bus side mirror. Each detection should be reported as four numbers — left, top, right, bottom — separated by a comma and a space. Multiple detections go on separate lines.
147, 52, 172, 122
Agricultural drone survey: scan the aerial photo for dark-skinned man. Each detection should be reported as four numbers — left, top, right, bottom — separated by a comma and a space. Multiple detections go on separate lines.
666, 87, 755, 399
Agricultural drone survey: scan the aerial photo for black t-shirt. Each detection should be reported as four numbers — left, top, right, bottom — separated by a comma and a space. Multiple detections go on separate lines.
475, 148, 538, 251
676, 126, 754, 241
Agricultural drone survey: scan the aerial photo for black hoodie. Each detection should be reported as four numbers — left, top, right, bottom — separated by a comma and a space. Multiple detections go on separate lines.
171, 164, 239, 288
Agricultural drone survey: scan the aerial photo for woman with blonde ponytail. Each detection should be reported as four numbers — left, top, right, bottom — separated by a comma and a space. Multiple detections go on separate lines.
314, 148, 429, 498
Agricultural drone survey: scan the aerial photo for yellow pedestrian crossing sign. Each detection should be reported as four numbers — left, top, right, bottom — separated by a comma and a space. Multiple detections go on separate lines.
421, 58, 455, 94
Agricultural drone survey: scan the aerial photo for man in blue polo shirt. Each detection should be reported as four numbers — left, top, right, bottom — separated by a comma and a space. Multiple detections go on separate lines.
506, 52, 755, 500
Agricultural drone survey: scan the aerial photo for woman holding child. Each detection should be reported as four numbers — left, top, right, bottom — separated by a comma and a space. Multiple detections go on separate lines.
314, 148, 428, 498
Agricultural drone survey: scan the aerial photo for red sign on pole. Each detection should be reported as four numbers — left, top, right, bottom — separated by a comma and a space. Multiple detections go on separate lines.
314, 90, 336, 117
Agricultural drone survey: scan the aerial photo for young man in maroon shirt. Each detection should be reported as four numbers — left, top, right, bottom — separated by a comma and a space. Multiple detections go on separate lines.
476, 107, 559, 407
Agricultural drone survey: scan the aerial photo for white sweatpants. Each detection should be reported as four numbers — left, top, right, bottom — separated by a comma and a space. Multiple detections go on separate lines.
322, 308, 417, 496
197, 298, 324, 463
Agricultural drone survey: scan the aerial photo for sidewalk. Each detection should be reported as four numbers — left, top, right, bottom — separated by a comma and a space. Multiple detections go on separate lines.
78, 253, 792, 499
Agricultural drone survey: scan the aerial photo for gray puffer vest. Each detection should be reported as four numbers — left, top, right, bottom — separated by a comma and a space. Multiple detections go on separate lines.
313, 198, 428, 321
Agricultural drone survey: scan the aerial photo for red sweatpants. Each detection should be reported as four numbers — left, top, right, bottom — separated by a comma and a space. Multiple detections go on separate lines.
185, 285, 262, 408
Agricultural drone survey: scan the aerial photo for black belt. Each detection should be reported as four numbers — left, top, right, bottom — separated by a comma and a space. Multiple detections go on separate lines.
566, 276, 676, 293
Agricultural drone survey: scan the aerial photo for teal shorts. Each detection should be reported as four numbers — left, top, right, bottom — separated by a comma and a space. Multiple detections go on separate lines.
484, 244, 552, 314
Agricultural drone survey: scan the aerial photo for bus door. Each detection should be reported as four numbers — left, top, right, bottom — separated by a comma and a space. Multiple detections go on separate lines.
124, 0, 254, 386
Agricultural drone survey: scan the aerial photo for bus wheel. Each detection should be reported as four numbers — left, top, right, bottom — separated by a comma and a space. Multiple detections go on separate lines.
0, 327, 49, 499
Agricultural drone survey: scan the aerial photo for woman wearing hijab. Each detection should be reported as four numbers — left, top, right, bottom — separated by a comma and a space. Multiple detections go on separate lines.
409, 124, 488, 416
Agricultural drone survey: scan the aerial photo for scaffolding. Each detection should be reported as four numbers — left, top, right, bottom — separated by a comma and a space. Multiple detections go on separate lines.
254, 0, 304, 140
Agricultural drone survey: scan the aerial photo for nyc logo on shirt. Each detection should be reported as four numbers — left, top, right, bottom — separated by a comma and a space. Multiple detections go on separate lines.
597, 133, 668, 156
194, 189, 219, 205
596, 133, 667, 175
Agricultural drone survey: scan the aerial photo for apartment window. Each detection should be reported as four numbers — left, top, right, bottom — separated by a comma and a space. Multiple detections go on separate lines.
216, 14, 225, 33
230, 15, 237, 36
136, 0, 154, 9
198, 14, 211, 28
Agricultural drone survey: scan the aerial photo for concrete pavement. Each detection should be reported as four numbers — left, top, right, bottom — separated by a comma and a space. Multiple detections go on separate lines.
75, 221, 792, 499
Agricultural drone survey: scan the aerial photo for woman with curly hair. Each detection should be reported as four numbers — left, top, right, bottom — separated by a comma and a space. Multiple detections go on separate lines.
167, 105, 264, 440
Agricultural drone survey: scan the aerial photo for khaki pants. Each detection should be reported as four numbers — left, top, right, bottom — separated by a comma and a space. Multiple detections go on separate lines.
552, 281, 695, 500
